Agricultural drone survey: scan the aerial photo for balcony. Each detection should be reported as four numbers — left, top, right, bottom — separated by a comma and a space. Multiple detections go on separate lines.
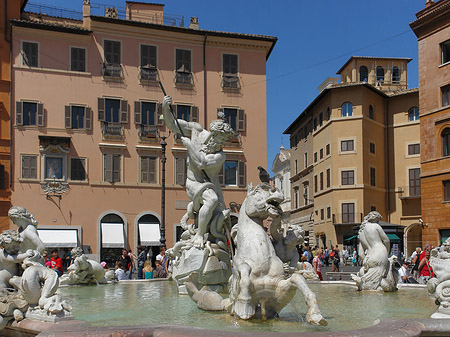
102, 63, 122, 79
174, 70, 193, 86
102, 122, 123, 139
398, 186, 421, 200
332, 213, 363, 225
139, 125, 159, 140
139, 66, 159, 83
221, 74, 240, 90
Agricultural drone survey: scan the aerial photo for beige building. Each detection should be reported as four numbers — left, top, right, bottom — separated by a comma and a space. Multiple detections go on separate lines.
285, 57, 421, 255
10, 2, 276, 263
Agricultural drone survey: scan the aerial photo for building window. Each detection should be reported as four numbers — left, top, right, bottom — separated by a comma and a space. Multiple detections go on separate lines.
327, 107, 331, 120
408, 107, 419, 122
341, 102, 353, 117
314, 152, 317, 163
409, 168, 421, 196
443, 128, 450, 157
408, 143, 420, 155
327, 206, 331, 219
359, 66, 368, 82
441, 39, 450, 65
44, 156, 63, 180
304, 153, 308, 168
376, 66, 384, 83
70, 158, 86, 181
369, 105, 374, 120
320, 209, 324, 221
370, 167, 376, 187
370, 142, 375, 154
140, 44, 158, 82
326, 168, 330, 188
222, 54, 240, 89
326, 144, 330, 156
342, 203, 355, 223
392, 66, 400, 84
341, 170, 354, 185
319, 148, 323, 160
320, 172, 324, 190
70, 47, 86, 72
314, 175, 318, 193
341, 139, 354, 152
442, 85, 450, 107
0, 164, 4, 189
175, 157, 187, 185
175, 49, 192, 85
319, 112, 323, 126
65, 105, 92, 130
294, 159, 298, 174
16, 101, 44, 126
176, 105, 190, 122
21, 155, 38, 179
224, 161, 238, 186
294, 188, 299, 209
313, 117, 317, 131
103, 40, 121, 77
444, 181, 450, 202
140, 156, 157, 184
303, 184, 309, 205
22, 41, 38, 67
103, 154, 121, 183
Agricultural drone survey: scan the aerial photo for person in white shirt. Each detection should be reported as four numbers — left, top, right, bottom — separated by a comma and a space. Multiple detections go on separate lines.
398, 260, 417, 284
115, 261, 128, 281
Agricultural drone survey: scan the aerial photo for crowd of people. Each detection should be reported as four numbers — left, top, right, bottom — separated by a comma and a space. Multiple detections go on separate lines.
398, 244, 434, 285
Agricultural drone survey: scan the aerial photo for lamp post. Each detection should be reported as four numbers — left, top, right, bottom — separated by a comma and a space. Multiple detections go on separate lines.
160, 135, 167, 246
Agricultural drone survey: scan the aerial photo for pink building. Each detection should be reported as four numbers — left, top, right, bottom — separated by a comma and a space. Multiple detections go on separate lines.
10, 2, 276, 263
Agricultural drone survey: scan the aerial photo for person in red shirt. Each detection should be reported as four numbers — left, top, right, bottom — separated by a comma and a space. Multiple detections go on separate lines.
50, 249, 63, 277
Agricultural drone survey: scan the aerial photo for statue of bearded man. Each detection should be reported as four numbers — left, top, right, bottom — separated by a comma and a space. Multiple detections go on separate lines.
162, 96, 235, 248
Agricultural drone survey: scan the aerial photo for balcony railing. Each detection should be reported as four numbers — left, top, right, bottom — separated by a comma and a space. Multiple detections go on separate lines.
139, 125, 158, 139
102, 122, 123, 138
102, 63, 122, 79
139, 66, 159, 83
398, 186, 421, 199
175, 71, 193, 86
332, 213, 363, 225
221, 74, 240, 90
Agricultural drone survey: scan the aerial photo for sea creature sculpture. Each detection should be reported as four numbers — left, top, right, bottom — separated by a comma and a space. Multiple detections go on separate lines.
428, 238, 450, 318
60, 247, 107, 285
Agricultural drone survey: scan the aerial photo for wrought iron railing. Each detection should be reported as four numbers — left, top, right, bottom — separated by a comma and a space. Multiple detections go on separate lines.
102, 63, 122, 79
139, 125, 158, 139
221, 74, 240, 90
139, 67, 159, 83
175, 71, 193, 86
102, 122, 123, 137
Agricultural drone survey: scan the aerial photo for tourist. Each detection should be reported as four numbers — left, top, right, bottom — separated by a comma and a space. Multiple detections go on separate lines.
342, 247, 349, 266
313, 251, 323, 281
398, 260, 418, 284
100, 261, 109, 271
42, 251, 51, 267
324, 247, 330, 266
117, 249, 132, 279
64, 248, 72, 269
331, 249, 340, 273
128, 249, 136, 279
156, 246, 169, 275
137, 246, 147, 279
143, 260, 153, 279
418, 248, 434, 284
50, 249, 63, 277
114, 261, 128, 281
411, 247, 422, 280
302, 245, 312, 263
352, 248, 358, 266
154, 260, 167, 278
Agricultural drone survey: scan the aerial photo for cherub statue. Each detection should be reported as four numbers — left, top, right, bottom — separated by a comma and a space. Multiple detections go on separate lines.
8, 207, 45, 254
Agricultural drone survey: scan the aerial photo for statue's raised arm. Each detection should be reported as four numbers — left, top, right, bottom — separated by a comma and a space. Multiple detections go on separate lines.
162, 96, 202, 137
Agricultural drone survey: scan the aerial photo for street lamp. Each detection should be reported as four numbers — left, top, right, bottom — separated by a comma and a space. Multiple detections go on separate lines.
160, 134, 167, 246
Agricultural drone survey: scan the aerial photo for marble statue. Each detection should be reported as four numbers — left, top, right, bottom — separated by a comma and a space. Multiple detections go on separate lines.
60, 247, 107, 285
185, 183, 327, 326
351, 211, 397, 292
0, 207, 72, 328
428, 238, 450, 318
162, 96, 233, 292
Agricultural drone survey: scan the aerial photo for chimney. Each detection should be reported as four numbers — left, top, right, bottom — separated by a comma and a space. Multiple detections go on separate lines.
425, 0, 434, 7
82, 0, 91, 28
189, 17, 199, 30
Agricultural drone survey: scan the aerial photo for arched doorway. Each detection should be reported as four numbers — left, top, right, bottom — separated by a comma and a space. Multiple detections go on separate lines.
137, 213, 161, 266
100, 213, 125, 266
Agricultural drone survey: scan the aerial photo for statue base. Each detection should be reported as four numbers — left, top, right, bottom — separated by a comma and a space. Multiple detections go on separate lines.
25, 306, 73, 323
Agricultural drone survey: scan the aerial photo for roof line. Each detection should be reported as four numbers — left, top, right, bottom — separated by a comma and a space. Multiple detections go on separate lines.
10, 19, 92, 34
336, 56, 413, 75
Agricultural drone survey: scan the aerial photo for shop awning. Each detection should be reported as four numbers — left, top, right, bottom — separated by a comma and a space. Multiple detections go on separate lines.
387, 233, 401, 242
37, 229, 78, 248
138, 223, 161, 246
344, 235, 358, 242
101, 223, 124, 248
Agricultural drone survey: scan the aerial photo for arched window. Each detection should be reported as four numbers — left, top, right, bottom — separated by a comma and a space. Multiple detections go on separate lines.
408, 107, 419, 122
376, 66, 384, 83
359, 66, 368, 82
327, 107, 331, 120
100, 213, 125, 264
392, 66, 400, 84
369, 105, 374, 120
341, 102, 353, 117
443, 128, 450, 157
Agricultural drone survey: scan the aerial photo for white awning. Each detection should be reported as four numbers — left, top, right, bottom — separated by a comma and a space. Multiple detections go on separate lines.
37, 229, 78, 248
138, 223, 161, 246
101, 223, 124, 248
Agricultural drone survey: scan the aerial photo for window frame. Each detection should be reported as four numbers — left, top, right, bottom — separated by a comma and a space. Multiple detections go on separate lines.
442, 84, 450, 108
359, 66, 368, 82
369, 142, 376, 155
444, 180, 450, 202
224, 160, 238, 186
70, 46, 87, 72
20, 154, 39, 181
376, 66, 384, 83
103, 153, 122, 183
369, 105, 374, 120
341, 102, 353, 117
103, 39, 121, 65
42, 153, 67, 181
442, 128, 450, 157
340, 139, 355, 152
370, 166, 376, 187
341, 202, 355, 223
139, 155, 158, 184
441, 39, 450, 65
392, 66, 400, 84
21, 40, 39, 67
341, 170, 355, 185
408, 107, 420, 122
407, 143, 420, 156
408, 167, 421, 197
69, 157, 88, 182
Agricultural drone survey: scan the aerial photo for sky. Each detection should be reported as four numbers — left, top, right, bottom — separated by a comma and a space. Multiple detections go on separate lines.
25, 0, 425, 174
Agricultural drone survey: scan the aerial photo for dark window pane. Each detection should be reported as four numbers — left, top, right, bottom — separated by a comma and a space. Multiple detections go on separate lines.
141, 102, 156, 126
443, 128, 450, 156
177, 105, 190, 122
224, 108, 237, 130
105, 99, 120, 123
224, 161, 237, 186
360, 66, 368, 82
22, 102, 37, 126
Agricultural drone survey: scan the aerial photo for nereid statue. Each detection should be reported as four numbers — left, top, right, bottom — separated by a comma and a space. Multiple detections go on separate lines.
428, 238, 450, 318
351, 211, 399, 292
60, 247, 107, 285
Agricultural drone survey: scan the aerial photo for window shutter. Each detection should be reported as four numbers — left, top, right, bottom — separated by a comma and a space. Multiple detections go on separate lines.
238, 161, 246, 188
16, 102, 23, 125
120, 100, 128, 123
237, 109, 245, 132
85, 107, 92, 130
134, 101, 141, 124
29, 156, 37, 179
98, 98, 105, 121
191, 106, 199, 123
141, 156, 148, 183
157, 103, 164, 126
37, 103, 44, 126
65, 105, 71, 129
104, 154, 112, 183
218, 165, 224, 186
176, 157, 185, 185
113, 155, 121, 182
148, 157, 156, 183
22, 156, 29, 178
